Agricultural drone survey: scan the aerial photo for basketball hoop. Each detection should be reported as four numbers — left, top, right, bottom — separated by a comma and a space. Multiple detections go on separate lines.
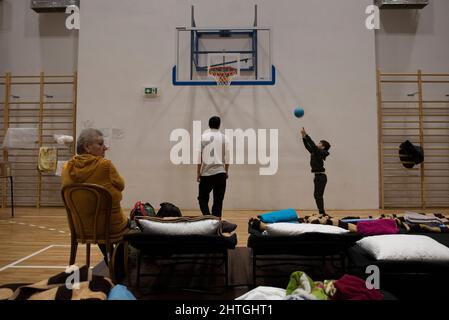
208, 66, 238, 87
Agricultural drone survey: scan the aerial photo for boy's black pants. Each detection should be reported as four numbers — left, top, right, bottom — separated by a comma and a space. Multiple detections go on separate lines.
314, 173, 327, 215
198, 173, 227, 218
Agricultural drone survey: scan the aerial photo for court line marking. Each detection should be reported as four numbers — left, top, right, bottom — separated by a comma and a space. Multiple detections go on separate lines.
8, 266, 69, 269
0, 245, 55, 272
0, 244, 93, 272
8, 265, 94, 269
0, 219, 69, 234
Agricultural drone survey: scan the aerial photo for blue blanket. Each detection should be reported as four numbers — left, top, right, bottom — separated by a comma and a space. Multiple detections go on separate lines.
258, 208, 299, 223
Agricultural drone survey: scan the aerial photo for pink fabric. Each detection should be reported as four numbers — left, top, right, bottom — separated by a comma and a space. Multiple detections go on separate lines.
357, 219, 399, 236
332, 274, 384, 301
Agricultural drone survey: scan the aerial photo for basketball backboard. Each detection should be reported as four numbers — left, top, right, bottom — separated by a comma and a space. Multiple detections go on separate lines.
173, 27, 275, 86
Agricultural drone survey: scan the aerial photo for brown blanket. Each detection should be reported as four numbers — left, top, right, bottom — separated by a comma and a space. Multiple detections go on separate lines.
302, 213, 449, 233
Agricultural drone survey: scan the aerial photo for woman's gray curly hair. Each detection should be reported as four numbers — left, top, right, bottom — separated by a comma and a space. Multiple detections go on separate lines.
76, 128, 104, 154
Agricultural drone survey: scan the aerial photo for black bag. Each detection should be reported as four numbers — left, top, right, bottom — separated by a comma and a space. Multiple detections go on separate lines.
399, 140, 424, 169
157, 202, 182, 218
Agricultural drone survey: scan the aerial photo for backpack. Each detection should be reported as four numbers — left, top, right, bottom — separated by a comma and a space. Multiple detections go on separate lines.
130, 201, 156, 220
157, 202, 182, 218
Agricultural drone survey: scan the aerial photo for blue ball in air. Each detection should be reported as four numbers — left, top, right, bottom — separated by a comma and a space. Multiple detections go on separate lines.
294, 107, 304, 118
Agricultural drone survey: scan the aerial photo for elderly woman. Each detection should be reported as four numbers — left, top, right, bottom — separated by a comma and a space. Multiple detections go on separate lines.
62, 128, 128, 278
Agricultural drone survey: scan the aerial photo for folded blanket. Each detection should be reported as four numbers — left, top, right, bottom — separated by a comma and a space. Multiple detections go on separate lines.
332, 274, 383, 301
357, 219, 399, 236
258, 208, 299, 224
406, 221, 444, 229
404, 211, 443, 224
0, 265, 113, 300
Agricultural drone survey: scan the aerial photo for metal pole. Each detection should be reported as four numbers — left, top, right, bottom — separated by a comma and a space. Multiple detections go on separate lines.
191, 5, 196, 27
190, 30, 194, 80
190, 5, 195, 80
253, 4, 258, 79
254, 4, 258, 27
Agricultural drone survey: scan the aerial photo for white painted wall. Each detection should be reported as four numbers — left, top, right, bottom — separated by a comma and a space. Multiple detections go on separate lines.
76, 0, 378, 210
0, 0, 78, 74
376, 0, 449, 72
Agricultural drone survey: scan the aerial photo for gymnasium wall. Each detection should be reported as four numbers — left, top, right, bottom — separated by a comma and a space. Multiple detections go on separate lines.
376, 0, 449, 72
76, 0, 379, 210
0, 0, 78, 74
375, 0, 449, 208
0, 0, 78, 206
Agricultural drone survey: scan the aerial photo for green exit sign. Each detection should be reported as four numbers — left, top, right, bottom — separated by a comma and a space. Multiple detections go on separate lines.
143, 87, 159, 96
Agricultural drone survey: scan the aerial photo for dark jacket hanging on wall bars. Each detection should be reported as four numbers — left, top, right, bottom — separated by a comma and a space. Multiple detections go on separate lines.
399, 140, 424, 169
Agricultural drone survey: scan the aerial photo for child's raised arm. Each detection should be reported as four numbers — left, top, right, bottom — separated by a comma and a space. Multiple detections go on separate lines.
301, 128, 318, 153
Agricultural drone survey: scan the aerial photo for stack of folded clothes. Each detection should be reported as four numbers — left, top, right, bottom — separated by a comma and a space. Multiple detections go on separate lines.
403, 212, 448, 232
404, 212, 444, 227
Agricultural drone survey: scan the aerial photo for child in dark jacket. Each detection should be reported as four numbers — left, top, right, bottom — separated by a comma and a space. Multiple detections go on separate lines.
300, 127, 331, 215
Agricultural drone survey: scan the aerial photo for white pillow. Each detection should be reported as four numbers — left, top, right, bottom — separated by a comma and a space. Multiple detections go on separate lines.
357, 235, 449, 262
138, 219, 220, 236
264, 223, 349, 236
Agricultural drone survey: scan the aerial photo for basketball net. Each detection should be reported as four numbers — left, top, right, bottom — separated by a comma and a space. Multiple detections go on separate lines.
208, 66, 238, 87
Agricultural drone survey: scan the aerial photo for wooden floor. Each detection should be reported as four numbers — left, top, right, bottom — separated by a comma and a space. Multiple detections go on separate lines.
1, 207, 448, 286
